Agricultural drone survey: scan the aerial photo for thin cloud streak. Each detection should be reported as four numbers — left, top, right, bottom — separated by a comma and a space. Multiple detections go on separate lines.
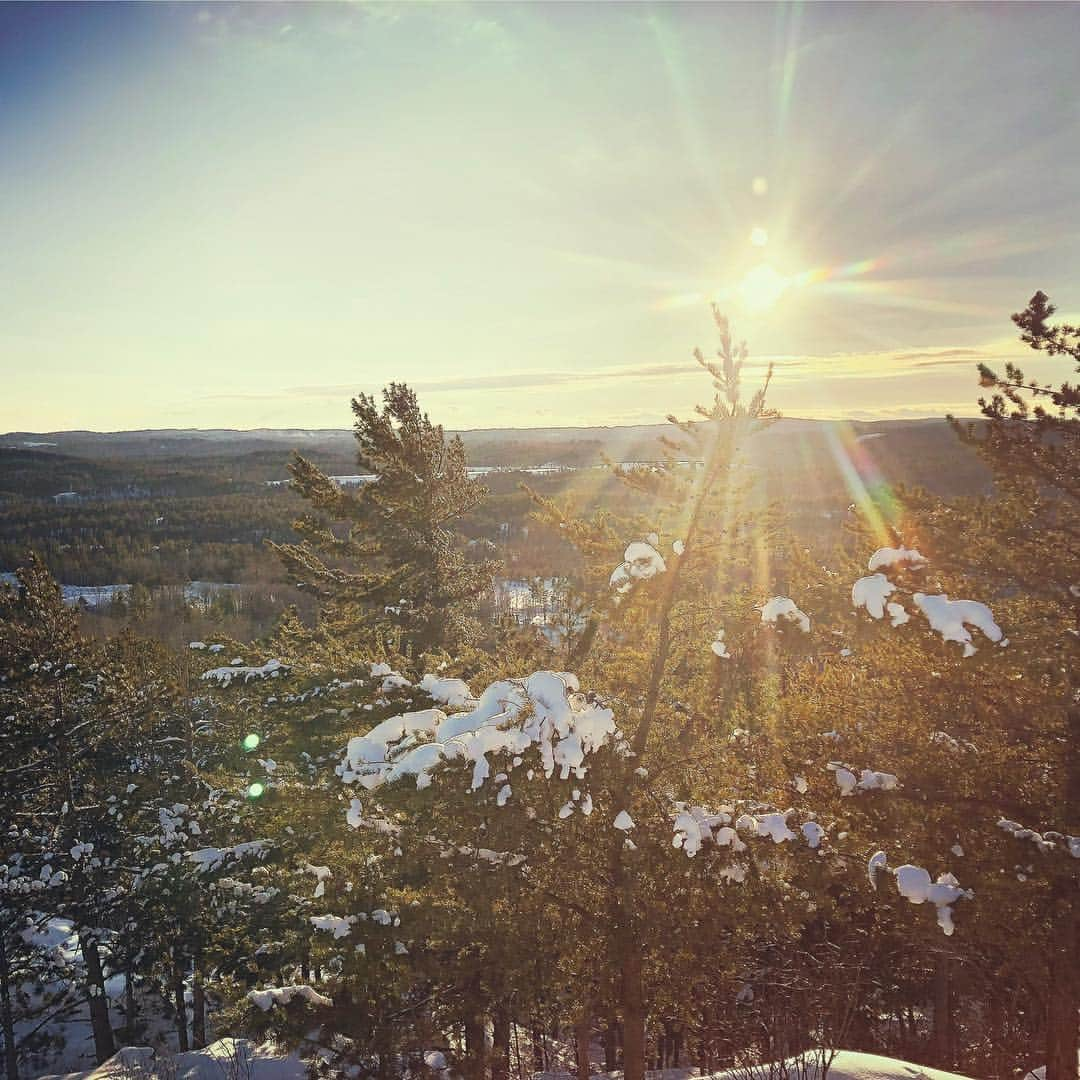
199, 344, 1011, 407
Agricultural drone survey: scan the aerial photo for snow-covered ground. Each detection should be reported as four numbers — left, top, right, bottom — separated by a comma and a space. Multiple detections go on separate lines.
15, 917, 214, 1079
40, 1049, 979, 1080
705, 1053, 974, 1080
0, 573, 133, 606
38, 1038, 308, 1079
0, 573, 254, 610
532, 1060, 973, 1080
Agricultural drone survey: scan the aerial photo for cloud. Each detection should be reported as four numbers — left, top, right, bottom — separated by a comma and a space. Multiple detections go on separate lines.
890, 347, 984, 364
842, 404, 983, 421
196, 338, 1045, 424
284, 361, 709, 399
200, 347, 977, 405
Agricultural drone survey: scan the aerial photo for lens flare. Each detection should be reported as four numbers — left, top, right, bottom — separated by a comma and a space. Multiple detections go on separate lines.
793, 256, 886, 288
750, 226, 769, 247
823, 423, 901, 544
247, 782, 265, 799
656, 247, 887, 318
242, 733, 261, 752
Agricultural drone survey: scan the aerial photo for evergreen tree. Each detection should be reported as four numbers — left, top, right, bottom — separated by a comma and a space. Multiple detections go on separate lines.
0, 559, 171, 1071
327, 311, 863, 1080
272, 383, 499, 660
943, 291, 1079, 1079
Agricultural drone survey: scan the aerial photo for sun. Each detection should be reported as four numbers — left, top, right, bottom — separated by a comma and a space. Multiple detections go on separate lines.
736, 263, 789, 312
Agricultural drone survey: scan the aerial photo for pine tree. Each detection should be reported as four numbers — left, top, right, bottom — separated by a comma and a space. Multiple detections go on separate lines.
0, 559, 173, 1069
330, 311, 847, 1080
272, 383, 498, 660
534, 307, 784, 1080
943, 291, 1079, 1080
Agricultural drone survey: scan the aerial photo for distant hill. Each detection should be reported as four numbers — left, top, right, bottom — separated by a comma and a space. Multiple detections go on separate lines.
1, 417, 993, 511
2, 416, 982, 468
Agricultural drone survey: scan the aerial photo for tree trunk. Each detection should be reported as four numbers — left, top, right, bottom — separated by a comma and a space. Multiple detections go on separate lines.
191, 969, 206, 1049
987, 987, 1006, 1080
376, 1025, 392, 1080
1, 930, 19, 1080
464, 1008, 486, 1080
532, 1025, 545, 1073
575, 1003, 591, 1080
621, 945, 645, 1080
171, 956, 189, 1053
1045, 891, 1079, 1080
492, 1003, 511, 1080
603, 1017, 618, 1072
80, 935, 116, 1064
1045, 696, 1080, 1080
611, 808, 645, 1080
930, 956, 953, 1068
123, 966, 137, 1045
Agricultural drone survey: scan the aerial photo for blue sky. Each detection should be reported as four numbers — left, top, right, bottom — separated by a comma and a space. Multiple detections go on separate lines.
2, 2, 1078, 431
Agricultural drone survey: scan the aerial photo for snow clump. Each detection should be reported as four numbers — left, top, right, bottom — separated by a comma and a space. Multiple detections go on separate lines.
893, 864, 971, 936
202, 659, 284, 685
419, 674, 477, 709
760, 596, 811, 633
610, 540, 667, 596
868, 546, 928, 572
852, 574, 896, 619
913, 593, 1003, 656
247, 985, 332, 1011
342, 671, 619, 795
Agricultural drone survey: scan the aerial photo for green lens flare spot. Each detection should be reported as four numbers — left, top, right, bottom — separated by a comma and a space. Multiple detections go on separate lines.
242, 733, 261, 751
247, 782, 265, 799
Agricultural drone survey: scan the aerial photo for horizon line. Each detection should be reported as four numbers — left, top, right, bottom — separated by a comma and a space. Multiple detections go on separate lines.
0, 414, 984, 441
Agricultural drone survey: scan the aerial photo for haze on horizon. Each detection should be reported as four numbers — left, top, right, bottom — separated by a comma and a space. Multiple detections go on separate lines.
2, 1, 1079, 434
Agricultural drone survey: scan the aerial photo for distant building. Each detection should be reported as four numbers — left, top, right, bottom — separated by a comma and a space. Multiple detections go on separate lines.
53, 491, 80, 503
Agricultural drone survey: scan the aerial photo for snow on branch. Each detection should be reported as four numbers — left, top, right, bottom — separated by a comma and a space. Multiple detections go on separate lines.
419, 674, 477, 709
851, 549, 1003, 655
867, 851, 971, 936
829, 763, 899, 796
202, 659, 285, 685
913, 593, 1004, 656
247, 985, 332, 1011
760, 596, 811, 633
310, 914, 356, 938
341, 671, 621, 794
710, 627, 731, 658
672, 805, 825, 858
998, 818, 1080, 858
302, 863, 332, 898
610, 539, 667, 597
867, 546, 928, 573
188, 840, 271, 872
851, 574, 896, 620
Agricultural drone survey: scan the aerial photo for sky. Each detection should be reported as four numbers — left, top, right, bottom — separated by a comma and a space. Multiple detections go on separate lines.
2, 1, 1079, 433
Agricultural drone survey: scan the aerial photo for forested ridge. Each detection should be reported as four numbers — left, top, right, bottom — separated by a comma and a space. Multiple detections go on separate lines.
0, 297, 1076, 1080
1, 416, 991, 647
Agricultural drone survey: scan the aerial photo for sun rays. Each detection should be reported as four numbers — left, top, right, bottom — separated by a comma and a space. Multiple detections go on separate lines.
823, 422, 902, 546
